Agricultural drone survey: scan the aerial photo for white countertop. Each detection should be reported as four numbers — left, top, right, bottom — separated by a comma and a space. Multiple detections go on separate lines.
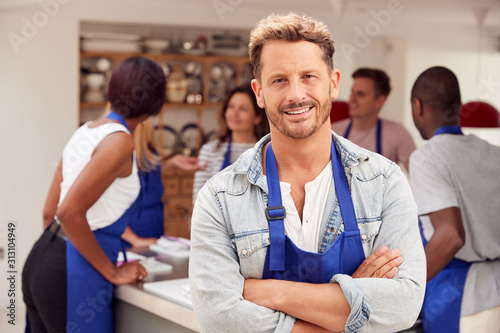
114, 247, 199, 332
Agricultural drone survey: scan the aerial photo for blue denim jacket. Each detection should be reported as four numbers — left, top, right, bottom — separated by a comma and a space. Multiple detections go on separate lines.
189, 132, 426, 333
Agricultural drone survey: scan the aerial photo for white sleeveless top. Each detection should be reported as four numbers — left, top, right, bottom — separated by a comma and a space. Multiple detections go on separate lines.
58, 122, 140, 230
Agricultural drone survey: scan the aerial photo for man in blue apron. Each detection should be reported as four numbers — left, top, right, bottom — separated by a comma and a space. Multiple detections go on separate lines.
332, 68, 416, 171
410, 66, 500, 332
189, 13, 426, 333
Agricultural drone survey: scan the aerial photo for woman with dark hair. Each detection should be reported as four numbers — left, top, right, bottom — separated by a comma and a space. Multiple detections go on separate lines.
22, 56, 166, 332
192, 85, 268, 204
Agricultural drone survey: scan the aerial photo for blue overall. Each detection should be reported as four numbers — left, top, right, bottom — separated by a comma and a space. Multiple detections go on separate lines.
221, 137, 233, 170
128, 164, 164, 239
344, 118, 382, 155
66, 112, 138, 332
262, 140, 365, 283
420, 125, 471, 333
66, 211, 133, 332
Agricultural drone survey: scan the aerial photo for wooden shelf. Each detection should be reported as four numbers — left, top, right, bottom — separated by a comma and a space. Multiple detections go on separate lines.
80, 50, 250, 62
80, 50, 251, 238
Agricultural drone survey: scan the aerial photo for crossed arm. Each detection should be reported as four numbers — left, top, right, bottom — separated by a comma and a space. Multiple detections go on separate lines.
190, 163, 425, 332
243, 246, 403, 332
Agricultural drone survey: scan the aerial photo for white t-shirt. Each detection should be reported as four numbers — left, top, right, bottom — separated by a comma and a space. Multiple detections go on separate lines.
410, 133, 500, 316
332, 118, 416, 167
58, 122, 140, 230
274, 161, 333, 253
193, 139, 255, 204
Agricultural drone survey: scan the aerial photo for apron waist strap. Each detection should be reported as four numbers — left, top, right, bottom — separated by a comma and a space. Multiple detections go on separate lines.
48, 220, 67, 241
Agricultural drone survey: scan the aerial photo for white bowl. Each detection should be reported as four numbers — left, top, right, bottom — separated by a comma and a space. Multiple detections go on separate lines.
144, 38, 170, 54
84, 73, 105, 89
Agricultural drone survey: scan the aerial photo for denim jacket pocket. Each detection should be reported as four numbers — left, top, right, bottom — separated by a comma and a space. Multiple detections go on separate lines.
232, 230, 270, 278
358, 220, 382, 244
233, 230, 269, 257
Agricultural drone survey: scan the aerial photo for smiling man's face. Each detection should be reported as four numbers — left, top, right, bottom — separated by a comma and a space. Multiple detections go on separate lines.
251, 40, 340, 140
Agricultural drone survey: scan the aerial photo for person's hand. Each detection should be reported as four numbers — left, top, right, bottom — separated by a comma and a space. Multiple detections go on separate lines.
111, 261, 148, 285
162, 154, 207, 172
351, 246, 403, 279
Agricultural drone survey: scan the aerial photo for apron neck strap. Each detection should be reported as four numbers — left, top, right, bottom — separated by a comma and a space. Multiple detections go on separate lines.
106, 111, 130, 131
221, 137, 233, 171
344, 119, 382, 155
265, 142, 286, 271
433, 125, 463, 137
330, 140, 358, 231
264, 139, 360, 271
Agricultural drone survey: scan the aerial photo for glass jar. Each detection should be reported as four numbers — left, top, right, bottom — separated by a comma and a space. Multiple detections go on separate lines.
166, 65, 188, 103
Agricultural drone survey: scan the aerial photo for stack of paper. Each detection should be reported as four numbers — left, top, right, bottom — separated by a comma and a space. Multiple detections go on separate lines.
149, 236, 190, 258
138, 257, 173, 274
117, 251, 146, 263
143, 278, 192, 309
116, 251, 173, 274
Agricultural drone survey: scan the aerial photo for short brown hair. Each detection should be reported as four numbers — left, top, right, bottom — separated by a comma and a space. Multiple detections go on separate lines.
249, 12, 335, 80
352, 68, 391, 97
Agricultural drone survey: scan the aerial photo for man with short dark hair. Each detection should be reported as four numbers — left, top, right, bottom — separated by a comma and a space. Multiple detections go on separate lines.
332, 67, 416, 170
410, 66, 500, 333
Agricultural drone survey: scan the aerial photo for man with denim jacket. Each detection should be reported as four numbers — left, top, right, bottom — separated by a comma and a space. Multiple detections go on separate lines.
189, 12, 425, 333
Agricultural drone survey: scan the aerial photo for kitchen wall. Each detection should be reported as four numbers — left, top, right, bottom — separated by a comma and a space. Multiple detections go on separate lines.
1, 1, 499, 331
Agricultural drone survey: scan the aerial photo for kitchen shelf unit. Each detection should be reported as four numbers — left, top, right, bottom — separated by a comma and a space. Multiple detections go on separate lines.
80, 50, 253, 238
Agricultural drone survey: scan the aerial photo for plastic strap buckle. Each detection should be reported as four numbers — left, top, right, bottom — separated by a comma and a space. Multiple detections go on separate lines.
265, 206, 286, 221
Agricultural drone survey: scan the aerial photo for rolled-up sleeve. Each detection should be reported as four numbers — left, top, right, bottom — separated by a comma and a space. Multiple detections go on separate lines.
330, 274, 372, 332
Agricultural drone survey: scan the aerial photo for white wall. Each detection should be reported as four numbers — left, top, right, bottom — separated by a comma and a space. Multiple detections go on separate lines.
1, 5, 79, 331
403, 23, 500, 146
1, 1, 499, 332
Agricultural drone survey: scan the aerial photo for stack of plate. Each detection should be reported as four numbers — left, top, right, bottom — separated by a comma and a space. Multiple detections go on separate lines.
81, 31, 142, 53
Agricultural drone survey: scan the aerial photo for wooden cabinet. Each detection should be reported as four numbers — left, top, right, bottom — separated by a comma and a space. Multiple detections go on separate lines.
80, 51, 252, 238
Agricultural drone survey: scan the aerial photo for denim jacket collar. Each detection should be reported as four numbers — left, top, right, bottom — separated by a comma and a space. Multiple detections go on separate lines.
232, 130, 370, 193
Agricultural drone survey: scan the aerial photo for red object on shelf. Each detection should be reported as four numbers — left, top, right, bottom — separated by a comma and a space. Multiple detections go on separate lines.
460, 101, 500, 128
330, 100, 350, 123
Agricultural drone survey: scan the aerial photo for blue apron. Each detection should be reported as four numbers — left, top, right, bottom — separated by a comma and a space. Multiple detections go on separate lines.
420, 125, 471, 333
221, 137, 232, 170
262, 140, 365, 283
344, 118, 382, 155
127, 163, 164, 239
66, 111, 138, 332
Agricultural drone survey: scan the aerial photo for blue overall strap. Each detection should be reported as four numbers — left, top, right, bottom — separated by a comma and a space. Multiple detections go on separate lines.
265, 142, 286, 271
434, 125, 463, 136
106, 111, 130, 131
418, 218, 428, 247
344, 119, 382, 155
343, 120, 353, 138
375, 118, 382, 155
136, 165, 147, 220
331, 140, 358, 231
221, 137, 232, 170
121, 242, 128, 262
